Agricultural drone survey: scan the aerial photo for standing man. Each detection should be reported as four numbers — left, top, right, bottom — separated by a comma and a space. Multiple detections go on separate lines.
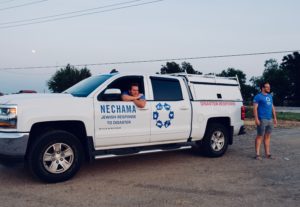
121, 83, 146, 108
253, 82, 277, 160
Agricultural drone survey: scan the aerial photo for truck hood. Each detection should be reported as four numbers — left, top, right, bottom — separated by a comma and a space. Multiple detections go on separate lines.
0, 93, 76, 105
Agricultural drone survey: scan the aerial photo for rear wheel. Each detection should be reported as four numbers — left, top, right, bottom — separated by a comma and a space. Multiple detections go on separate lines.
197, 123, 229, 157
27, 130, 83, 183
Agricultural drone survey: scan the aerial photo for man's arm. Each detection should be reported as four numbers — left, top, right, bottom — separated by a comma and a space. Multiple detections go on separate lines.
253, 103, 260, 126
121, 94, 146, 108
272, 105, 277, 126
121, 94, 139, 101
133, 99, 146, 108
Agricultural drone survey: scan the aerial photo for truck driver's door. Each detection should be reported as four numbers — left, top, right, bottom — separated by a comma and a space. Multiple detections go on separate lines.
93, 76, 151, 148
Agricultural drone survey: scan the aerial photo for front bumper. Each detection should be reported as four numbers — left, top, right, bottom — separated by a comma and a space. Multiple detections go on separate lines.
0, 132, 29, 163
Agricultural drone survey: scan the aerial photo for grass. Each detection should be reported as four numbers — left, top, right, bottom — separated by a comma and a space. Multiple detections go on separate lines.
276, 112, 300, 121
245, 106, 300, 121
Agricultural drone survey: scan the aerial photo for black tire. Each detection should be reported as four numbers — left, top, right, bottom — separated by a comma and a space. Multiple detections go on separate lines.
197, 123, 229, 157
27, 130, 83, 183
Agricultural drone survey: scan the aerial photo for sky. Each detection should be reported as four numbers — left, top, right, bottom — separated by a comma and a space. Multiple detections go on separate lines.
0, 0, 300, 94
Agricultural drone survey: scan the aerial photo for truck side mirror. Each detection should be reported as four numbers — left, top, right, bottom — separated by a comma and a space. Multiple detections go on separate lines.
99, 88, 122, 101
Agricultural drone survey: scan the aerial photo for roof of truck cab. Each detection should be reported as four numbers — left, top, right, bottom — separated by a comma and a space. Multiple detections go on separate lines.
98, 72, 181, 79
97, 73, 239, 85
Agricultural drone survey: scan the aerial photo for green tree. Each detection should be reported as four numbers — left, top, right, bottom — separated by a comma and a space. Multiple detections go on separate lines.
48, 64, 91, 93
181, 62, 202, 74
217, 68, 255, 102
262, 59, 289, 105
110, 69, 118, 74
249, 76, 262, 93
160, 62, 183, 74
280, 52, 300, 105
218, 68, 246, 85
250, 59, 290, 106
160, 61, 202, 74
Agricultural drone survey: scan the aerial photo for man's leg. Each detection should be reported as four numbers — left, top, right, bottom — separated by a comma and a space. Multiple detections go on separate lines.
264, 120, 273, 157
264, 133, 271, 156
255, 135, 263, 156
255, 120, 265, 159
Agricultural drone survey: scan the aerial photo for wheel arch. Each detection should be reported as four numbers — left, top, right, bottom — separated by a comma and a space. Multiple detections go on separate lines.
26, 121, 93, 162
205, 117, 233, 145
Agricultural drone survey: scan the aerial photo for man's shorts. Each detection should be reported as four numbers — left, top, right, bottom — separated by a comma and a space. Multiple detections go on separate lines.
257, 119, 273, 136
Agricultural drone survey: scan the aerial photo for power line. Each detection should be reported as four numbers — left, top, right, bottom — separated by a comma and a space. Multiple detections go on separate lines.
0, 0, 144, 25
0, 50, 299, 71
0, 70, 52, 75
0, 0, 48, 11
0, 0, 17, 5
0, 0, 164, 29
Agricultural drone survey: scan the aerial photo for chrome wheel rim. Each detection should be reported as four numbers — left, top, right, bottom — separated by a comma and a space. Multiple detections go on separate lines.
210, 131, 225, 152
43, 143, 74, 174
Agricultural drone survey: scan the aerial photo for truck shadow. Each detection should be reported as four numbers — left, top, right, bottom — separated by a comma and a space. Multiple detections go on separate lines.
76, 149, 209, 179
0, 149, 221, 184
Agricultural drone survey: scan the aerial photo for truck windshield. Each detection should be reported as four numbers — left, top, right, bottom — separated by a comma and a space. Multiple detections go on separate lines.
64, 74, 114, 97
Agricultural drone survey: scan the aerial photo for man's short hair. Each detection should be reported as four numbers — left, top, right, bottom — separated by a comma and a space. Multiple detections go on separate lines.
260, 82, 270, 90
130, 83, 139, 90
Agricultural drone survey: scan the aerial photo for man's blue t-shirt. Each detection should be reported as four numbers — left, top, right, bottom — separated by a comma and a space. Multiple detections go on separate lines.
122, 91, 145, 100
253, 93, 273, 120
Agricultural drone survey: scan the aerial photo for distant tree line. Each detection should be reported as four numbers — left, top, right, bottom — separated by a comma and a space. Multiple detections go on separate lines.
250, 52, 300, 106
158, 52, 300, 106
47, 52, 300, 106
158, 61, 254, 103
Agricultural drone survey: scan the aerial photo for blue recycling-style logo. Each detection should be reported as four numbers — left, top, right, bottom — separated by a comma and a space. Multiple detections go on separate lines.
153, 103, 174, 128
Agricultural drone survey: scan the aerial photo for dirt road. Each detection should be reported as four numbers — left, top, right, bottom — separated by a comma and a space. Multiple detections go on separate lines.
1, 127, 299, 207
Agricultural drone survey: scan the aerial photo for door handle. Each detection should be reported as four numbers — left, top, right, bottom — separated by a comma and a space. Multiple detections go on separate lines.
180, 106, 189, 110
138, 107, 149, 111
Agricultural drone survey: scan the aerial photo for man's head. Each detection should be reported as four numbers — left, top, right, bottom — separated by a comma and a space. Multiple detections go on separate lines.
260, 82, 271, 93
129, 83, 140, 97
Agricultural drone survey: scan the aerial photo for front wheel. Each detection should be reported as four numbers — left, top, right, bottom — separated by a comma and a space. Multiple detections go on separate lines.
197, 123, 229, 157
27, 130, 83, 183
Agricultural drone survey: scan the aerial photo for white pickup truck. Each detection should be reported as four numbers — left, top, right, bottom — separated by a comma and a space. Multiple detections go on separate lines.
0, 73, 245, 183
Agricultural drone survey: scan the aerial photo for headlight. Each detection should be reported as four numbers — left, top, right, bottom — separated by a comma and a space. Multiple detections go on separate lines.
0, 106, 17, 129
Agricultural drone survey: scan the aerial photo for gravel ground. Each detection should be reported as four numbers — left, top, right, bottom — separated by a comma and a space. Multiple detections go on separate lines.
0, 127, 299, 207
